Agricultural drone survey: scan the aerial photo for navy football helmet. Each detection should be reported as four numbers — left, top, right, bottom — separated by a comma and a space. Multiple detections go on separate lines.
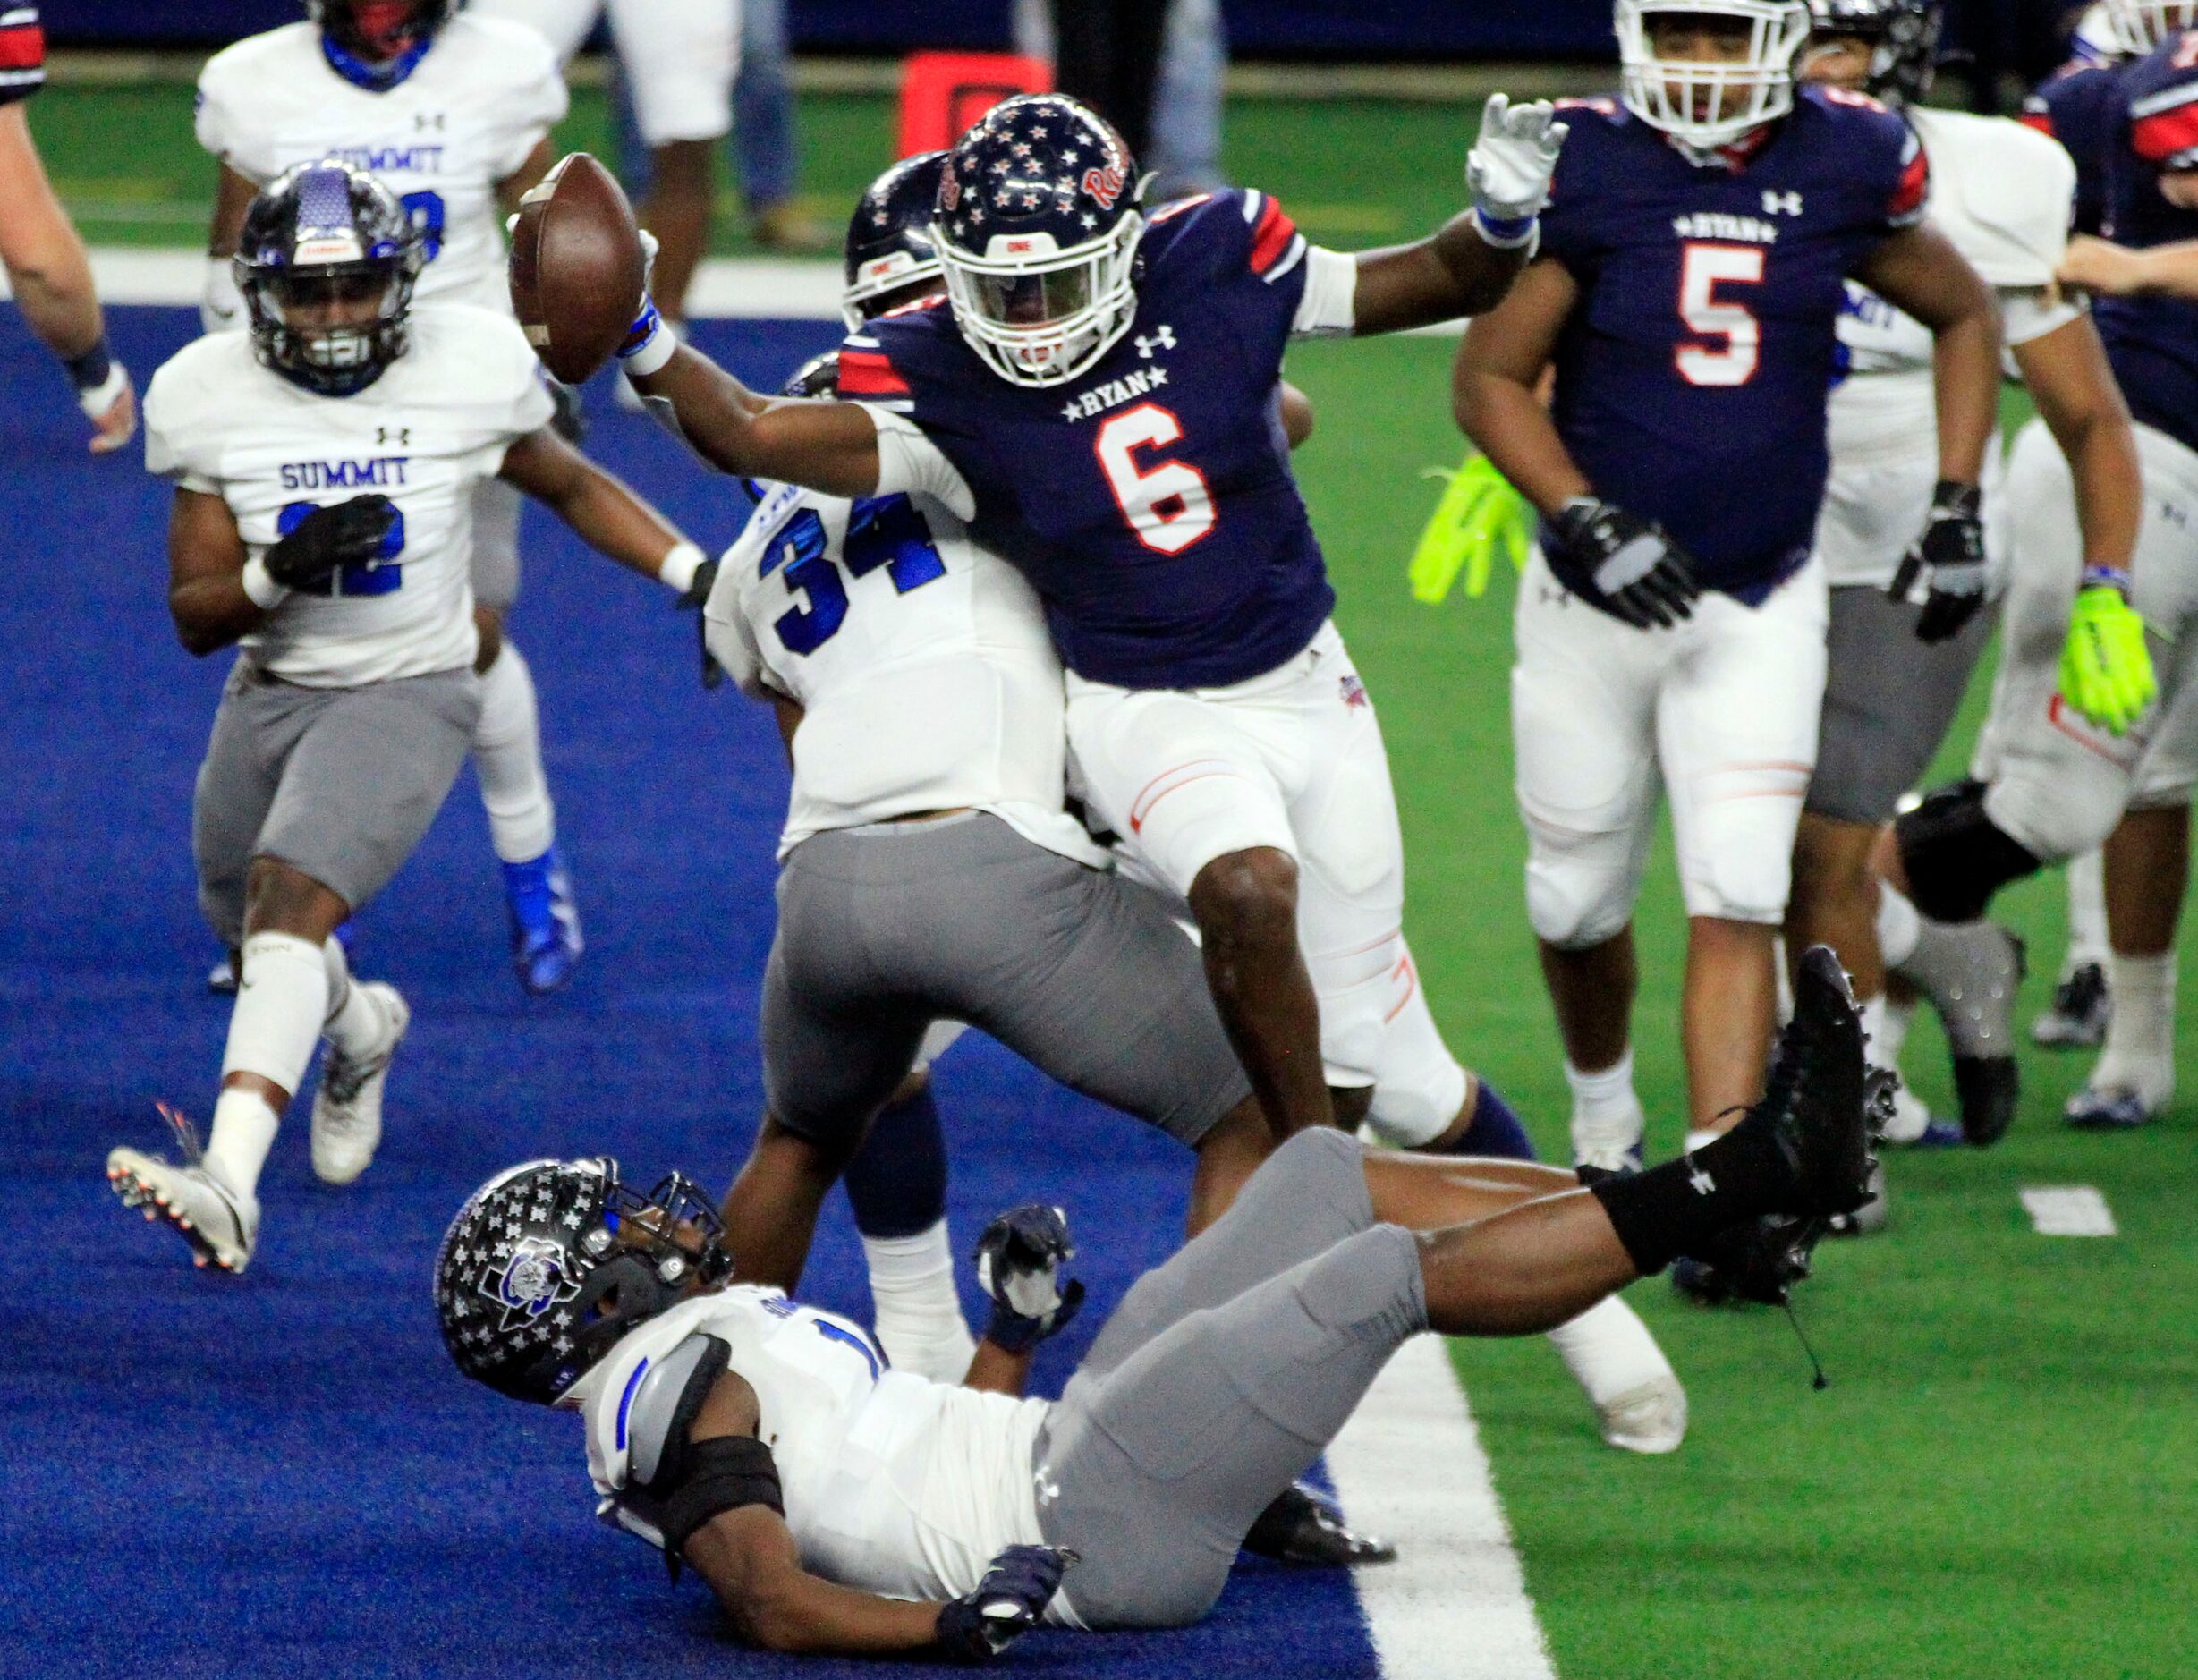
435, 1157, 733, 1404
235, 159, 425, 396
933, 94, 1144, 388
1806, 0, 1943, 105
781, 350, 839, 399
309, 0, 452, 87
843, 151, 947, 332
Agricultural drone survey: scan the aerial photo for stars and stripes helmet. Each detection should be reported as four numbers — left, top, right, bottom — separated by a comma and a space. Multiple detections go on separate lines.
1805, 0, 1943, 105
2106, 0, 2198, 51
781, 350, 839, 398
843, 151, 948, 332
309, 0, 453, 88
932, 93, 1145, 388
434, 1157, 732, 1404
1617, 0, 1814, 152
234, 158, 426, 396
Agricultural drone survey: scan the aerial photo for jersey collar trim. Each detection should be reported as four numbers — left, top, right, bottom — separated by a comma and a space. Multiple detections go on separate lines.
320, 30, 431, 93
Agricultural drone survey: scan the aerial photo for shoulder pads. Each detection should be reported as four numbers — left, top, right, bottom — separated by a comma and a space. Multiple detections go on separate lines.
625, 1332, 730, 1491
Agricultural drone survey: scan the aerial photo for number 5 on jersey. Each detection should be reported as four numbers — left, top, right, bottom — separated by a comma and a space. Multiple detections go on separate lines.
1096, 403, 1216, 555
1676, 242, 1763, 387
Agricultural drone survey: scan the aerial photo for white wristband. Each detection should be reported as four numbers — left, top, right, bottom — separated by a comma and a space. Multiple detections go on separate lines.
622, 310, 678, 378
240, 554, 289, 611
75, 361, 130, 420
658, 539, 706, 595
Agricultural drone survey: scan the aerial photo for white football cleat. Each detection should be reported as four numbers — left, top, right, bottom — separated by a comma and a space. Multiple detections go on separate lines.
107, 1108, 259, 1274
1546, 1294, 1686, 1454
311, 981, 409, 1186
1594, 1374, 1689, 1455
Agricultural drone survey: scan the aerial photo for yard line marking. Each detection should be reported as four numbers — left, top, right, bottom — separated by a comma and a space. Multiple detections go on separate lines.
2, 248, 847, 318
1326, 1334, 1559, 1680
2020, 1185, 2118, 1237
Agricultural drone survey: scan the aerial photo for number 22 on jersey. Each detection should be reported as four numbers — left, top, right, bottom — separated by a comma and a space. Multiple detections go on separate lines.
1676, 242, 1764, 387
764, 493, 948, 656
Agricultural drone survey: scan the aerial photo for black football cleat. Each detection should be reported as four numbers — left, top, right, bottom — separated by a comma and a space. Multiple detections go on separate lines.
2033, 961, 2110, 1050
1672, 1214, 1821, 1308
1745, 945, 1875, 1220
1243, 1483, 1397, 1568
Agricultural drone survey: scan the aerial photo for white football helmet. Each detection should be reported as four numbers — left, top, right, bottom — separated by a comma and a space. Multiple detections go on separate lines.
2106, 0, 2198, 51
1618, 0, 1815, 152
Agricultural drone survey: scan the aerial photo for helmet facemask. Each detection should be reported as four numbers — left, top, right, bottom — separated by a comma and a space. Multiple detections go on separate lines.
242, 262, 415, 395
938, 214, 1144, 390
2108, 0, 2198, 50
1619, 0, 1815, 153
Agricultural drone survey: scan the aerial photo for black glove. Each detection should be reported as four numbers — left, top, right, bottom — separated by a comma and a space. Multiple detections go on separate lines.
1548, 496, 1702, 629
974, 1204, 1084, 1354
263, 494, 398, 591
934, 1545, 1076, 1662
1888, 479, 1985, 643
675, 556, 725, 689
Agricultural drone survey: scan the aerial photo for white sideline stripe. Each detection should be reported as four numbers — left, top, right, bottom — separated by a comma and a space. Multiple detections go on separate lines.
1326, 1334, 1558, 1680
2020, 1184, 2118, 1237
2, 248, 848, 320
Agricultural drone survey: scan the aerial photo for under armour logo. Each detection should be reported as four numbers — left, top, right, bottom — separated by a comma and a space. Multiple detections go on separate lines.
378, 427, 410, 446
1687, 1165, 1717, 1196
1761, 190, 1803, 216
1135, 326, 1176, 358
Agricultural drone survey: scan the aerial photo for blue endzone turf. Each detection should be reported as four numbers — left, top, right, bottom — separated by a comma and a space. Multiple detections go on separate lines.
0, 307, 1380, 1679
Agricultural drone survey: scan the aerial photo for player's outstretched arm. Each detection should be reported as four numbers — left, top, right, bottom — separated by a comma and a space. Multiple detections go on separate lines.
1852, 225, 1998, 490
2059, 232, 2198, 298
685, 1504, 955, 1656
630, 342, 884, 498
1348, 93, 1566, 336
496, 425, 705, 588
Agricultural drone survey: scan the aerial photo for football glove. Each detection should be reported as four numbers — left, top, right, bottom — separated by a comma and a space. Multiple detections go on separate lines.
1549, 496, 1702, 629
2059, 574, 2156, 736
263, 494, 398, 591
1889, 479, 1986, 642
1410, 453, 1533, 604
934, 1545, 1076, 1663
974, 1204, 1084, 1354
1467, 93, 1567, 246
675, 556, 726, 690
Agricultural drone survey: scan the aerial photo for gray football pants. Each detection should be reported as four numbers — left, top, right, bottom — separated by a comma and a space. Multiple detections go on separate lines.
1034, 1128, 1428, 1629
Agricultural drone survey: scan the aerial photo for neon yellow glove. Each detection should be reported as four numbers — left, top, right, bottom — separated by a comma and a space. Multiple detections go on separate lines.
2059, 573, 2157, 736
1409, 452, 1534, 604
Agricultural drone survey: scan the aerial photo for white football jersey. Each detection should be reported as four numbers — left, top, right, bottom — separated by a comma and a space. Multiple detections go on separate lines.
566, 1288, 1066, 1620
143, 303, 556, 687
195, 16, 567, 315
1824, 106, 2081, 584
704, 479, 1107, 864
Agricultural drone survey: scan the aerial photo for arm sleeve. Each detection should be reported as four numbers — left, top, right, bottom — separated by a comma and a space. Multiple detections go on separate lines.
141, 365, 220, 494
0, 6, 45, 106
1290, 246, 1358, 338
861, 404, 977, 522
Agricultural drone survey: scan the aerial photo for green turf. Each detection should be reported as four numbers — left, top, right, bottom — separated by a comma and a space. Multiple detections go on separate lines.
28, 65, 2198, 1680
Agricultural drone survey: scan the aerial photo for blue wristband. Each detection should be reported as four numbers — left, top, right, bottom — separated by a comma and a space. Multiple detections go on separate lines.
1472, 207, 1540, 250
63, 335, 114, 393
2081, 564, 2132, 595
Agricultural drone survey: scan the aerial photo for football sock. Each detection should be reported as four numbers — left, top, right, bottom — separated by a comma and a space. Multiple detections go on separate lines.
1566, 1049, 1643, 1167
202, 1090, 278, 1203
2065, 849, 2109, 972
205, 931, 328, 1197
861, 1222, 974, 1379
1878, 995, 1915, 1068
1587, 1122, 1796, 1277
1450, 1078, 1537, 1160
320, 936, 383, 1059
1546, 1294, 1674, 1407
1875, 881, 1922, 971
473, 641, 557, 864
2093, 952, 2177, 1099
844, 1082, 949, 1238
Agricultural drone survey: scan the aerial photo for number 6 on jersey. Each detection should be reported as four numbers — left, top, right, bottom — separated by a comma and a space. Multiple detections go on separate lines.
1095, 403, 1216, 555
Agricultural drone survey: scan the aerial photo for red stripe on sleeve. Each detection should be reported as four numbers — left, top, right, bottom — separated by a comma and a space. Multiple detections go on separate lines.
1888, 144, 1930, 221
2134, 102, 2198, 165
0, 21, 45, 72
836, 350, 911, 398
1248, 196, 1298, 274
2019, 108, 2056, 139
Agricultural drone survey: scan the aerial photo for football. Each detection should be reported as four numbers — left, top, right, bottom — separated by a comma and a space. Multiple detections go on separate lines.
507, 152, 647, 385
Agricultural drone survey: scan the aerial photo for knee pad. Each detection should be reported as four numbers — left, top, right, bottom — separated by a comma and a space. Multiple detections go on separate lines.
1525, 849, 1636, 950
1895, 779, 2042, 922
1363, 985, 1469, 1150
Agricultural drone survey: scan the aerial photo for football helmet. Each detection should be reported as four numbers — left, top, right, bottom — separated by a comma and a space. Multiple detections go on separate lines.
781, 350, 840, 399
2106, 0, 2198, 50
844, 151, 948, 331
434, 1157, 733, 1404
1805, 0, 1943, 105
234, 159, 426, 397
309, 0, 452, 88
1617, 0, 1814, 152
933, 94, 1144, 388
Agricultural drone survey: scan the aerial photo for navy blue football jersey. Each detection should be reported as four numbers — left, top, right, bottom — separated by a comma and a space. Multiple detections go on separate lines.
0, 4, 43, 105
1537, 89, 1927, 605
2023, 62, 2126, 235
838, 188, 1333, 690
2083, 38, 2198, 458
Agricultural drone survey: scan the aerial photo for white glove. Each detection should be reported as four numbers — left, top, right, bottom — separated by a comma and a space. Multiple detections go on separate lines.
201, 255, 245, 336
1466, 93, 1567, 247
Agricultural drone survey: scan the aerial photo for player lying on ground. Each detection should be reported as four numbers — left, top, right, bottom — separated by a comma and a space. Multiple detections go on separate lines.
683, 153, 1685, 1462
526, 89, 1568, 1151
106, 160, 704, 1274
1880, 11, 2198, 1133
1451, 0, 1999, 1302
437, 947, 1871, 1656
1792, 0, 2146, 1156
197, 0, 622, 993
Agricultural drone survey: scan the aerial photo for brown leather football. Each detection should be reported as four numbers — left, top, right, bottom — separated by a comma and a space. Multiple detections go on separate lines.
507, 152, 647, 385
